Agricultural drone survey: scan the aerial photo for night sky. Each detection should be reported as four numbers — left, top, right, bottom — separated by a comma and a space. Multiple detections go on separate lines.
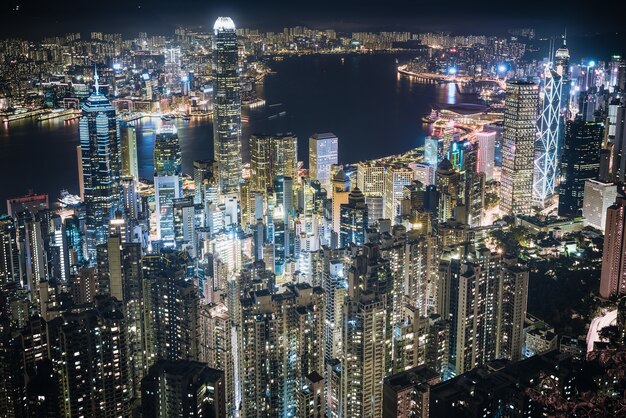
1, 0, 622, 42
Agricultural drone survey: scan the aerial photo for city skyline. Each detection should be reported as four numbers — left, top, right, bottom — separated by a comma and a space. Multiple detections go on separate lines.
2, 9, 626, 418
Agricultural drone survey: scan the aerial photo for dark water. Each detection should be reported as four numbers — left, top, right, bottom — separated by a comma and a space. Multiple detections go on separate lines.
0, 53, 470, 207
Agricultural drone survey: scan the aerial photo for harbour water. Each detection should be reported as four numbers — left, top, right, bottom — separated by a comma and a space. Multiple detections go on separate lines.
0, 52, 474, 206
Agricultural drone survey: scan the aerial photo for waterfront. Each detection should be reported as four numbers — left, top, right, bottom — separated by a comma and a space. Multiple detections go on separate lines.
0, 53, 474, 205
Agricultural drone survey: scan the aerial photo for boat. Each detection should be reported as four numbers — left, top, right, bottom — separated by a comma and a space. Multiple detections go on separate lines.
268, 114, 278, 120
278, 111, 287, 117
269, 103, 282, 107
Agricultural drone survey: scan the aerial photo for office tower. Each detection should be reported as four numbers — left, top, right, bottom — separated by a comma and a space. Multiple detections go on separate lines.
476, 131, 495, 181
212, 17, 242, 196
120, 124, 139, 181
382, 365, 440, 418
342, 244, 393, 418
384, 164, 414, 224
80, 69, 121, 260
611, 106, 626, 182
533, 68, 562, 206
554, 37, 570, 115
424, 136, 443, 169
24, 217, 46, 297
143, 253, 200, 363
436, 159, 460, 223
164, 47, 182, 93
309, 132, 339, 189
497, 257, 529, 362
500, 81, 538, 215
558, 117, 603, 217
121, 176, 140, 221
154, 125, 182, 246
249, 133, 298, 193
6, 193, 49, 218
141, 361, 225, 418
239, 284, 324, 417
600, 197, 626, 298
583, 179, 618, 233
0, 215, 18, 285
193, 160, 216, 204
339, 187, 368, 247
47, 296, 130, 417
173, 197, 197, 249
331, 169, 350, 238
49, 215, 69, 283
199, 303, 235, 414
356, 161, 385, 196
460, 141, 485, 227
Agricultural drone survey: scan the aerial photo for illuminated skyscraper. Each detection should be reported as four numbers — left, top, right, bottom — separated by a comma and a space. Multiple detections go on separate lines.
500, 81, 538, 215
557, 117, 603, 217
249, 133, 298, 193
554, 37, 570, 116
80, 68, 121, 260
212, 17, 242, 196
154, 125, 182, 246
476, 131, 495, 181
309, 132, 339, 189
120, 124, 139, 182
533, 68, 562, 206
600, 197, 626, 298
339, 187, 368, 247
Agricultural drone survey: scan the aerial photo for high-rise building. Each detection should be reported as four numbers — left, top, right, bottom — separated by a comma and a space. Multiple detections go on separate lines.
497, 257, 529, 362
79, 69, 121, 260
212, 17, 241, 196
342, 244, 393, 417
0, 215, 18, 285
356, 161, 385, 196
193, 160, 216, 205
309, 133, 339, 189
582, 179, 618, 233
600, 197, 626, 298
384, 164, 414, 224
249, 133, 298, 193
533, 68, 562, 206
382, 365, 440, 418
239, 284, 324, 417
5, 193, 49, 218
120, 124, 139, 182
476, 131, 495, 181
143, 252, 200, 363
47, 296, 130, 417
611, 106, 626, 182
339, 187, 368, 247
141, 360, 225, 418
558, 117, 603, 217
500, 81, 538, 215
154, 125, 182, 246
554, 38, 570, 116
435, 159, 461, 223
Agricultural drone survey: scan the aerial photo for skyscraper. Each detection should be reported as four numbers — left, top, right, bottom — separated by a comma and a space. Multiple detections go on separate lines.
309, 132, 339, 189
600, 197, 626, 298
476, 131, 495, 181
533, 67, 562, 206
212, 17, 241, 196
500, 81, 538, 215
154, 125, 182, 246
80, 68, 121, 260
582, 179, 618, 233
558, 117, 603, 217
249, 133, 298, 193
120, 124, 139, 182
141, 360, 225, 418
339, 187, 368, 247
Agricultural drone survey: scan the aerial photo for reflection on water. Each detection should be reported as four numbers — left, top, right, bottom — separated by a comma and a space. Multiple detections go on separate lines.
0, 53, 474, 205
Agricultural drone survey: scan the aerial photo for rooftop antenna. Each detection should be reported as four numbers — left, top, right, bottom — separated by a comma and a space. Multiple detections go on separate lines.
94, 64, 100, 95
563, 28, 567, 46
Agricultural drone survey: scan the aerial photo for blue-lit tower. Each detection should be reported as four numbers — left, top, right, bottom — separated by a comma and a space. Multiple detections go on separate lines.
79, 67, 121, 260
533, 67, 563, 206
